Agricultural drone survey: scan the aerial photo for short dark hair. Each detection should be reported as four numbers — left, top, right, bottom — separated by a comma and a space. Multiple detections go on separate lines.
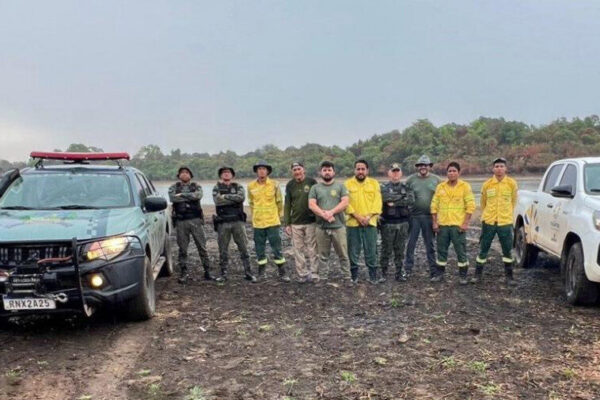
354, 159, 369, 168
447, 161, 461, 172
320, 160, 335, 170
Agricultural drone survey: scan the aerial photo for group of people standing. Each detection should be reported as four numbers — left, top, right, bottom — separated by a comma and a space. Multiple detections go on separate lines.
168, 155, 518, 286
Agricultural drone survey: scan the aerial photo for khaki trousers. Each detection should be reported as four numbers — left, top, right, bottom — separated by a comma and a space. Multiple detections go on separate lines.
291, 224, 319, 278
315, 226, 351, 279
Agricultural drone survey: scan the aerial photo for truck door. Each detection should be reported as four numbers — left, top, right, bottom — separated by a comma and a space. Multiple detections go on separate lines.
537, 163, 565, 251
549, 163, 578, 255
135, 173, 161, 263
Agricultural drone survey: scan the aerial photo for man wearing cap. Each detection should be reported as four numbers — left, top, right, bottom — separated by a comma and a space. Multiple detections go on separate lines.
248, 160, 289, 282
169, 166, 216, 284
345, 159, 383, 284
473, 157, 518, 285
379, 163, 415, 282
405, 155, 442, 277
308, 161, 351, 281
212, 166, 256, 283
284, 161, 318, 283
430, 162, 476, 284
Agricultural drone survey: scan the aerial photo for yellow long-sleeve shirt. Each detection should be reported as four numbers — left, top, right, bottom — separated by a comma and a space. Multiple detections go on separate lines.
480, 176, 518, 225
344, 177, 382, 227
248, 178, 283, 228
431, 179, 476, 226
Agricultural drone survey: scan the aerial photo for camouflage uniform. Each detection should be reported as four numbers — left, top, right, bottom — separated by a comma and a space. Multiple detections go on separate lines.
379, 181, 415, 281
212, 181, 256, 282
169, 180, 215, 282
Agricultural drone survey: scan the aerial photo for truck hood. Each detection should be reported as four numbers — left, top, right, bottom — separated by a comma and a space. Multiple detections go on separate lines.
0, 208, 144, 242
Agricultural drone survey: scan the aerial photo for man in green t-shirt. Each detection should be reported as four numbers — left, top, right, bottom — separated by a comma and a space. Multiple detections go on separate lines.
308, 161, 351, 282
284, 161, 318, 283
404, 155, 442, 278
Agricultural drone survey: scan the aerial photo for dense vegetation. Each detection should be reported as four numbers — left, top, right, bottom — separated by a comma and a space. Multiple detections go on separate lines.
2, 116, 599, 179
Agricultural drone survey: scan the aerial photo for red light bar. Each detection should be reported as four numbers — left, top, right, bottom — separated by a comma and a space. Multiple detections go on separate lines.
30, 151, 130, 161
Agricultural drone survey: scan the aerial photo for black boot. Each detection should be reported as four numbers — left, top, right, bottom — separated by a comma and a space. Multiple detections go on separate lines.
204, 266, 216, 281
430, 265, 445, 282
470, 263, 483, 283
378, 267, 388, 283
178, 265, 189, 284
278, 264, 291, 283
504, 262, 516, 286
350, 268, 359, 284
458, 267, 468, 285
257, 264, 266, 280
395, 268, 407, 282
217, 266, 227, 282
368, 267, 378, 284
242, 259, 257, 283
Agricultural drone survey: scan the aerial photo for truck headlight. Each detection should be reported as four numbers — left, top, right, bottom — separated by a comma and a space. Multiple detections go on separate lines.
84, 236, 129, 261
594, 210, 600, 231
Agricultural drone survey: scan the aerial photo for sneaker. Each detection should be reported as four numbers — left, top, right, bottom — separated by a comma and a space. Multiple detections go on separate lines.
395, 273, 407, 282
280, 275, 291, 283
470, 275, 480, 284
215, 276, 226, 283
204, 271, 216, 281
430, 275, 443, 283
244, 274, 257, 283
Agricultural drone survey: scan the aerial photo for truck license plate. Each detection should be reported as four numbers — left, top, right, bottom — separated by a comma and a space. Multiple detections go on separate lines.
3, 297, 56, 310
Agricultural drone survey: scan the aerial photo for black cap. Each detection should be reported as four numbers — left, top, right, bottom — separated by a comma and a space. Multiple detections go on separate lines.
493, 157, 507, 165
290, 161, 304, 169
218, 166, 235, 177
177, 166, 193, 179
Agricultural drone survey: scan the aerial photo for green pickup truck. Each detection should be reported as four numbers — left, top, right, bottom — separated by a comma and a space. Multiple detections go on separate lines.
0, 152, 172, 321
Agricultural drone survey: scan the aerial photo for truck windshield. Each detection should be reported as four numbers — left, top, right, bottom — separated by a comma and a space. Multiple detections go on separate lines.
584, 164, 600, 195
0, 172, 133, 209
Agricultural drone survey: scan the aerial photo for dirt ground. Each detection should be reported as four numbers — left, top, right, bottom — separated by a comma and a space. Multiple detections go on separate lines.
2, 210, 600, 400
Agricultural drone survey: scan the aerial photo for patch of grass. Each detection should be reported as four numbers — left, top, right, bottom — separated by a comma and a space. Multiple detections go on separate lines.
236, 328, 248, 338
258, 324, 273, 332
422, 338, 431, 344
468, 361, 488, 373
340, 371, 356, 383
147, 383, 161, 399
390, 298, 401, 308
282, 378, 297, 395
479, 382, 500, 395
441, 356, 457, 369
294, 328, 304, 337
185, 386, 207, 400
562, 367, 576, 379
138, 369, 152, 377
5, 368, 21, 378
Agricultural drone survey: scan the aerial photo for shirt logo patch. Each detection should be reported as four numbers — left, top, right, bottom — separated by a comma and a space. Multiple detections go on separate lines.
304, 185, 310, 193
330, 190, 338, 197
230, 188, 236, 193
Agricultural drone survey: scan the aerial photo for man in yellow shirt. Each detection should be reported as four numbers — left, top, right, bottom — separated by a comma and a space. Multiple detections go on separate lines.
474, 157, 518, 285
248, 160, 289, 282
431, 161, 476, 284
345, 159, 383, 284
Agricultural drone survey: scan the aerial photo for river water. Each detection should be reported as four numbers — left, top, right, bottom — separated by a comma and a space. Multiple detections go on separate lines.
154, 176, 542, 205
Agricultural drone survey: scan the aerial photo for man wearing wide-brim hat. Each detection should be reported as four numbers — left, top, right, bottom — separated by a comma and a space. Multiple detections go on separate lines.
248, 160, 289, 282
212, 166, 256, 283
404, 155, 442, 278
169, 166, 217, 284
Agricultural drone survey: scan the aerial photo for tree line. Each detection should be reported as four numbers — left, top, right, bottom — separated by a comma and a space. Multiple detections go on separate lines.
2, 116, 599, 180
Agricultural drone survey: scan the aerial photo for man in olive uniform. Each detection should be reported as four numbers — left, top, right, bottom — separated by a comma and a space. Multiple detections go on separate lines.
169, 166, 216, 284
212, 166, 256, 283
379, 163, 415, 282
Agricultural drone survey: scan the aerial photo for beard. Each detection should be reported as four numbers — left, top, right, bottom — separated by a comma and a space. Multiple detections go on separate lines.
356, 175, 366, 182
322, 175, 333, 182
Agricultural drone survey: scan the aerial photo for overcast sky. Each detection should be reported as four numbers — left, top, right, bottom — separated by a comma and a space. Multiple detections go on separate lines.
1, 1, 599, 161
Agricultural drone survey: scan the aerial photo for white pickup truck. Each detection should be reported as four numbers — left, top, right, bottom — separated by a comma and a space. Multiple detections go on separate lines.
513, 157, 600, 305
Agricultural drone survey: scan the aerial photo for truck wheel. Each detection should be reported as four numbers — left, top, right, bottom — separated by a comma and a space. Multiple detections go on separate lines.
514, 224, 538, 268
158, 233, 174, 277
125, 255, 156, 321
564, 242, 598, 306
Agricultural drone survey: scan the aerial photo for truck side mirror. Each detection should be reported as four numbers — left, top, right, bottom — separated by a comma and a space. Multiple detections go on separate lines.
144, 196, 167, 212
550, 184, 574, 198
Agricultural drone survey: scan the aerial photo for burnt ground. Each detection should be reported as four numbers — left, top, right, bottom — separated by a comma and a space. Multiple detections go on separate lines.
2, 211, 600, 400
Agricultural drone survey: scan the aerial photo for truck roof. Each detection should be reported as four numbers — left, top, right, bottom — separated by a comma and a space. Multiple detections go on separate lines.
552, 157, 600, 164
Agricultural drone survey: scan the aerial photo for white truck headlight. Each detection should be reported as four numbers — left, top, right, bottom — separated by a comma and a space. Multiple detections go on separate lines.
594, 210, 600, 230
84, 236, 129, 261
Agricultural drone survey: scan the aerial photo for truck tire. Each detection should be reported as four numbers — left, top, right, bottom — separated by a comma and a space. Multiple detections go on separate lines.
125, 255, 156, 321
158, 233, 174, 277
514, 224, 538, 268
564, 242, 598, 306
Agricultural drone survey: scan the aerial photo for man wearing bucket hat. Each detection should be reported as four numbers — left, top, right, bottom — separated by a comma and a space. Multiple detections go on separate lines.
169, 166, 217, 284
404, 155, 442, 278
248, 160, 290, 282
212, 166, 256, 283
